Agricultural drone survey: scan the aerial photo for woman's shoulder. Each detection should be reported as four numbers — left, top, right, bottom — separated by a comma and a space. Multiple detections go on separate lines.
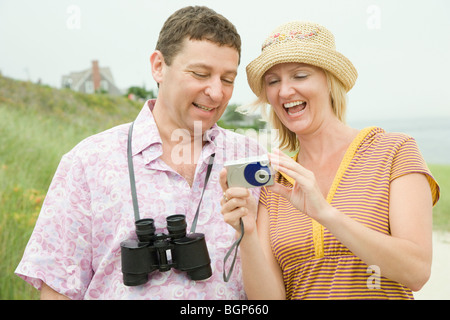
359, 126, 417, 150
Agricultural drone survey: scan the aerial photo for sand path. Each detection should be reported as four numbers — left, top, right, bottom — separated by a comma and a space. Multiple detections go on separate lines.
414, 231, 450, 300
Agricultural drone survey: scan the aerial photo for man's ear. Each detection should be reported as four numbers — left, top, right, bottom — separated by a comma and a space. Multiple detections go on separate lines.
150, 50, 165, 84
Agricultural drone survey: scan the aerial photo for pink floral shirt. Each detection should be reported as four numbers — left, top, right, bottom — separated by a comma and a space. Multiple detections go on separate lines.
16, 100, 265, 300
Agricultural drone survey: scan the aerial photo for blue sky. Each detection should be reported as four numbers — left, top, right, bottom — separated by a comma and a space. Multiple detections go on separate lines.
1, 0, 449, 121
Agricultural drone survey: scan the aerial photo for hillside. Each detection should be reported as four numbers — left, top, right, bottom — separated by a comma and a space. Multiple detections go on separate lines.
0, 75, 143, 129
0, 75, 143, 299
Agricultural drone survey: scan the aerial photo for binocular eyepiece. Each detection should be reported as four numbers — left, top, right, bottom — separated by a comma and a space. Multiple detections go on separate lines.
120, 214, 212, 286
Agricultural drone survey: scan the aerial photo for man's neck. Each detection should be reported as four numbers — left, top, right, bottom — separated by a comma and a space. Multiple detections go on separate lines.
150, 99, 207, 184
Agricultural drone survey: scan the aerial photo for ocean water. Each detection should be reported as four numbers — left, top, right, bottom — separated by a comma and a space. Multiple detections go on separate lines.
348, 117, 450, 165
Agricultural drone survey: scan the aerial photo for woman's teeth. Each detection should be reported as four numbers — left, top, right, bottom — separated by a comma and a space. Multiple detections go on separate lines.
284, 101, 306, 115
193, 103, 213, 111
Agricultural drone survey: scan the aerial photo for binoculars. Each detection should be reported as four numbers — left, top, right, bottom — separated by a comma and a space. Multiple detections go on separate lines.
120, 214, 212, 286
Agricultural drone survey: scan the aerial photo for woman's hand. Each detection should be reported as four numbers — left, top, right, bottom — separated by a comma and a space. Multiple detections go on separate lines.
219, 167, 287, 299
268, 149, 332, 222
219, 168, 258, 236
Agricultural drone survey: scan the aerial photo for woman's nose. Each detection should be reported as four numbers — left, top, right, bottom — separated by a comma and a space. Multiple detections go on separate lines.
279, 80, 295, 99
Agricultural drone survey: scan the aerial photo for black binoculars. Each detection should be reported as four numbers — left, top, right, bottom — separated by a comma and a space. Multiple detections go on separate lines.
120, 214, 212, 286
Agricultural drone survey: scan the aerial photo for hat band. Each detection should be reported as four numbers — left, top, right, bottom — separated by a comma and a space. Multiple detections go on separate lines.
261, 28, 320, 51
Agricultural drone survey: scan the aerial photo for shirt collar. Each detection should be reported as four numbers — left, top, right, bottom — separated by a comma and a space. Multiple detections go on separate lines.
130, 100, 162, 158
130, 99, 224, 164
203, 123, 223, 149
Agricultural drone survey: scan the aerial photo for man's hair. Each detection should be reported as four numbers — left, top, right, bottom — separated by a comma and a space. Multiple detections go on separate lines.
156, 6, 241, 65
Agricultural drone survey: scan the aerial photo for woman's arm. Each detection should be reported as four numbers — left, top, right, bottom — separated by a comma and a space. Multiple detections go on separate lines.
269, 150, 433, 291
220, 169, 285, 299
322, 173, 432, 291
239, 203, 286, 299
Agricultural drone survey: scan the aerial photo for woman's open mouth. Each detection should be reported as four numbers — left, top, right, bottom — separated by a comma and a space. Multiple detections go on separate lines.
284, 100, 306, 116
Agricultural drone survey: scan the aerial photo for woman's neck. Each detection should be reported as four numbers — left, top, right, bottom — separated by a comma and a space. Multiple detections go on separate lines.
296, 119, 358, 166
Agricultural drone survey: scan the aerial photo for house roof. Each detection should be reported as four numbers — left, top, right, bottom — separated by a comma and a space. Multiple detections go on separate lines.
62, 66, 117, 91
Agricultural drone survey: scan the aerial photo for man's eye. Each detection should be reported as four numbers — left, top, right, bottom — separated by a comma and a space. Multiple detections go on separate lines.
222, 78, 235, 85
192, 72, 208, 78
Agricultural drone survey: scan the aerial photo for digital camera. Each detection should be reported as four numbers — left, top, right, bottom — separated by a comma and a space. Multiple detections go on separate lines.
225, 155, 274, 188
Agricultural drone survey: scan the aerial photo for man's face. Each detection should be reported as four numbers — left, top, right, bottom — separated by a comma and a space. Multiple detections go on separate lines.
154, 38, 239, 135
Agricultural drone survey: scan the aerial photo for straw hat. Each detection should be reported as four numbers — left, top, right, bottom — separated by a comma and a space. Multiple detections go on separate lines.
246, 21, 358, 97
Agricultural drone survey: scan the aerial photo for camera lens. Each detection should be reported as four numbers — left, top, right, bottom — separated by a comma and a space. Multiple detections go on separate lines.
254, 169, 270, 184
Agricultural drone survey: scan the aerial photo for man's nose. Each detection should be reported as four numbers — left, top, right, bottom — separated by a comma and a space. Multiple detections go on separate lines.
204, 77, 224, 101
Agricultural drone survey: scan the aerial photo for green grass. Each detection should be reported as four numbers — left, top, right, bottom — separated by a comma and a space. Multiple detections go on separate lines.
429, 164, 450, 232
0, 75, 141, 299
0, 75, 448, 299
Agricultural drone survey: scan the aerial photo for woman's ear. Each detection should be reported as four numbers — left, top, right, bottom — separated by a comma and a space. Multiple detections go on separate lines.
150, 50, 165, 84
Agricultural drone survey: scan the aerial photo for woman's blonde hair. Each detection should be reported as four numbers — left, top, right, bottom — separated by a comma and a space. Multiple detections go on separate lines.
239, 69, 348, 152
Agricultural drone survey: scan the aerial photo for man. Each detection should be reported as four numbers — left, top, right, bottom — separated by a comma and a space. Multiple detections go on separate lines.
15, 6, 264, 299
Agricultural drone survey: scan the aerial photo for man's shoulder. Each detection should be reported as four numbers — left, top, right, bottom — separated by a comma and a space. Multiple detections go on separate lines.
218, 127, 258, 143
66, 122, 130, 159
216, 127, 268, 159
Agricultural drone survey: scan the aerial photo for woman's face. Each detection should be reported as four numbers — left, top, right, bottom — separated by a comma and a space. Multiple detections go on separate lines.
264, 62, 334, 135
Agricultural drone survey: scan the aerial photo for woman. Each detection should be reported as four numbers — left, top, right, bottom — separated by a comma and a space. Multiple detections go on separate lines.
220, 21, 440, 299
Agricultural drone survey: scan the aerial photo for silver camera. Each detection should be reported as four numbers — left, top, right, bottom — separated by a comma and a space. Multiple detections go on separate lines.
225, 155, 274, 188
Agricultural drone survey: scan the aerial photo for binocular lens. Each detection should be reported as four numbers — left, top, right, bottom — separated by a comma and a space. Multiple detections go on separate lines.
166, 214, 187, 238
135, 218, 155, 242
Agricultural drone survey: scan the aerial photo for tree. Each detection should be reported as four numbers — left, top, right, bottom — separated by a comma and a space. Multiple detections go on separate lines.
218, 104, 265, 130
125, 86, 155, 100
221, 104, 246, 123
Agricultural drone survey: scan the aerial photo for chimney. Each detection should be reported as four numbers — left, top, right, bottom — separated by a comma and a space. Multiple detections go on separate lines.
92, 60, 101, 91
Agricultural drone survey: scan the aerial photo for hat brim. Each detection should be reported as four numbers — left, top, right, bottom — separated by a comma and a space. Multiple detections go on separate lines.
246, 41, 357, 97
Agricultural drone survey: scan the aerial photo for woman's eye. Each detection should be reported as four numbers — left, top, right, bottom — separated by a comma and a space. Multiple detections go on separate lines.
295, 74, 308, 79
266, 78, 279, 85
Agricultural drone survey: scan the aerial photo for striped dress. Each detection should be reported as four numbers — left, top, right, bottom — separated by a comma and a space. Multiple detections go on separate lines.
260, 127, 440, 299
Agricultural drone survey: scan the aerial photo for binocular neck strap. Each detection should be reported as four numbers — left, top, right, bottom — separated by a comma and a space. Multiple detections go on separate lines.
128, 121, 242, 282
127, 121, 215, 227
128, 121, 140, 222
190, 153, 215, 233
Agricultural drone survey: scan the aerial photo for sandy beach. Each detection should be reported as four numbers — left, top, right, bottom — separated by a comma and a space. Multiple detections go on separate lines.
414, 231, 450, 300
